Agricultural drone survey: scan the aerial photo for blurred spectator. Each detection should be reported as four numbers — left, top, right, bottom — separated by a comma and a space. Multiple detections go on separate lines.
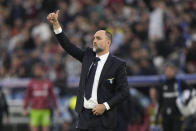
128, 88, 149, 131
41, 0, 57, 13
186, 36, 196, 73
23, 0, 41, 19
65, 55, 81, 79
8, 0, 26, 26
0, 87, 9, 130
148, 1, 165, 41
147, 87, 162, 131
31, 16, 52, 42
68, 96, 77, 131
128, 100, 149, 131
23, 62, 58, 131
0, 0, 195, 81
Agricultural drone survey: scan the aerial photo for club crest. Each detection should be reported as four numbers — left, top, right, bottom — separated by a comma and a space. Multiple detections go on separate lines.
108, 78, 115, 84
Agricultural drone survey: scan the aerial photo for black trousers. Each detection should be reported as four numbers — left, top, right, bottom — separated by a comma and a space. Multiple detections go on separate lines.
162, 115, 182, 131
76, 108, 114, 131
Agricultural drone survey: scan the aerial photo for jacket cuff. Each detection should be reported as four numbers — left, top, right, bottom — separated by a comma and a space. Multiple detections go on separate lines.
103, 102, 110, 110
54, 27, 62, 34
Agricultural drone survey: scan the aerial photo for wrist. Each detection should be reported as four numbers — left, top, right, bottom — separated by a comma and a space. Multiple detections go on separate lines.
102, 104, 106, 109
53, 21, 61, 30
54, 27, 62, 34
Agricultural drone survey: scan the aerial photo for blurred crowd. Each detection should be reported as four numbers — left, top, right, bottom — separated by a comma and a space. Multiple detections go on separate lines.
0, 0, 196, 131
0, 0, 196, 81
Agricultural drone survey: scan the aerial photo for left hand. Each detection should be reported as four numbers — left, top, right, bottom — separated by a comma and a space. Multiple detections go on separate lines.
92, 104, 106, 116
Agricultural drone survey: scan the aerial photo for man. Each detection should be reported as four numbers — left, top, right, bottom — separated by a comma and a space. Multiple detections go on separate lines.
47, 10, 129, 131
156, 64, 188, 131
23, 62, 58, 131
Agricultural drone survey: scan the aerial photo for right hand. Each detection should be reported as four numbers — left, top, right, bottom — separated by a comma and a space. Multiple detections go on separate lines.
47, 10, 60, 25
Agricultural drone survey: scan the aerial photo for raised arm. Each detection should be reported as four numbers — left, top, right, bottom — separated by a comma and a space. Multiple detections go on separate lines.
47, 10, 84, 62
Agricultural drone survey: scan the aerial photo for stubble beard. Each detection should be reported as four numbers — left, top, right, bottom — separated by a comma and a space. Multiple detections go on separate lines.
93, 47, 104, 53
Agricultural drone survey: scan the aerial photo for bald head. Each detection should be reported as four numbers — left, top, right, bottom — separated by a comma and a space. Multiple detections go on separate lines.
95, 30, 112, 43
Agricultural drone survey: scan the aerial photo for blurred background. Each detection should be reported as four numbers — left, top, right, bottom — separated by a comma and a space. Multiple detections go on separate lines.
0, 0, 196, 131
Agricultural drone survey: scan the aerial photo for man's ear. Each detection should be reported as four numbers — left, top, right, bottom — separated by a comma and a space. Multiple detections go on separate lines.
107, 40, 111, 47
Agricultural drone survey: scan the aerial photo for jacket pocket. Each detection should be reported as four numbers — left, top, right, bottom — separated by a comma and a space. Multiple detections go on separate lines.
101, 108, 117, 128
